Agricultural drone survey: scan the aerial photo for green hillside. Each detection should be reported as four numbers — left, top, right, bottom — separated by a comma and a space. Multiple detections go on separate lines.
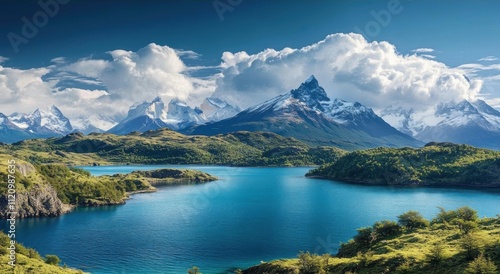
1, 129, 346, 167
243, 207, 500, 274
0, 231, 85, 274
306, 142, 500, 188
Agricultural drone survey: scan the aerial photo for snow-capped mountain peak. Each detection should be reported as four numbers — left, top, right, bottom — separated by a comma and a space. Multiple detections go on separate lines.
166, 99, 207, 127
291, 75, 330, 111
380, 99, 500, 149
199, 97, 241, 121
9, 105, 73, 135
125, 97, 168, 123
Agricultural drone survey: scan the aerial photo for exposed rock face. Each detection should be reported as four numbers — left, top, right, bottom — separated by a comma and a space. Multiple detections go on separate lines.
0, 184, 69, 219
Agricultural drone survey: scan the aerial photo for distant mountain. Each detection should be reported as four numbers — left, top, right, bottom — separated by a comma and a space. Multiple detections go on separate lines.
9, 105, 73, 136
380, 99, 500, 150
188, 76, 422, 150
0, 105, 75, 143
108, 96, 240, 135
71, 115, 117, 135
165, 99, 207, 130
108, 97, 170, 135
199, 97, 241, 122
0, 113, 33, 143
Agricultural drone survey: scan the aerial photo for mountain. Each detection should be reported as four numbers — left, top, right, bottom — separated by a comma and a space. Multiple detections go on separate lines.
0, 113, 33, 143
380, 99, 500, 150
0, 106, 74, 143
165, 99, 207, 130
71, 115, 117, 135
199, 97, 241, 122
108, 97, 170, 135
108, 96, 241, 135
188, 76, 422, 150
9, 105, 73, 136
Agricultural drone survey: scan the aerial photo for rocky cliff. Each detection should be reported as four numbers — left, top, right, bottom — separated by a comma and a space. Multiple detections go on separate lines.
0, 184, 71, 218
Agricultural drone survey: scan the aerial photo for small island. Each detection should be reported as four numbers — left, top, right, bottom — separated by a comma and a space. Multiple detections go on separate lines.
306, 142, 500, 188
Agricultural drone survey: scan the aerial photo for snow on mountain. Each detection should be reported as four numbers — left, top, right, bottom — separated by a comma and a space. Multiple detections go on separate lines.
199, 97, 240, 121
123, 96, 168, 124
379, 99, 500, 149
0, 105, 75, 143
108, 97, 212, 134
246, 76, 378, 126
71, 115, 117, 134
9, 105, 73, 135
166, 99, 207, 129
190, 76, 421, 149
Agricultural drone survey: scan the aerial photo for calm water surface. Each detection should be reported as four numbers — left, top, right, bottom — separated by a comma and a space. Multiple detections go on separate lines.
9, 165, 500, 273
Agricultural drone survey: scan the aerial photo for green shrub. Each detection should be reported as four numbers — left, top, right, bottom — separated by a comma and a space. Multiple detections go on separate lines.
353, 227, 374, 247
397, 210, 429, 230
373, 220, 402, 239
461, 234, 483, 260
45, 254, 61, 265
464, 253, 497, 274
298, 251, 325, 274
427, 243, 446, 265
188, 266, 201, 274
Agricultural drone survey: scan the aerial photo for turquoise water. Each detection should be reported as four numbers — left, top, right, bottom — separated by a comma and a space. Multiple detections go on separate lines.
9, 165, 500, 273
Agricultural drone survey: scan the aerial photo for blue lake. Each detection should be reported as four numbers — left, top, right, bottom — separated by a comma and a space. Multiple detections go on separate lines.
9, 165, 500, 273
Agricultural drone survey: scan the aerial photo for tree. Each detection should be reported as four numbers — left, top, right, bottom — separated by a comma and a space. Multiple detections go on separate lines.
298, 251, 325, 274
397, 210, 429, 230
353, 227, 374, 247
456, 206, 479, 223
427, 243, 446, 265
455, 219, 478, 235
45, 254, 61, 265
464, 253, 497, 274
188, 266, 202, 274
461, 234, 483, 260
373, 220, 402, 239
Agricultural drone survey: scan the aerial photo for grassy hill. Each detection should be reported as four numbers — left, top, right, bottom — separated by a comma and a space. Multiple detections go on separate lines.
1, 129, 346, 167
306, 142, 500, 188
0, 231, 86, 274
243, 207, 500, 274
0, 154, 217, 218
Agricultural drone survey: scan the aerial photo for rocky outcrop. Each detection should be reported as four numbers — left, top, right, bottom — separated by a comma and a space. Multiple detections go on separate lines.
0, 184, 71, 219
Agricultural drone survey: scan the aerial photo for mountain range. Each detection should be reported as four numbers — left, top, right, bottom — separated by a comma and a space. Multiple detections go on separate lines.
1, 76, 499, 150
380, 99, 500, 150
107, 97, 240, 135
188, 76, 422, 149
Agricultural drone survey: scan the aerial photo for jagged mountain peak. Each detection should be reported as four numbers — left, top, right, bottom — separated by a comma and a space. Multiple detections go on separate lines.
291, 76, 330, 110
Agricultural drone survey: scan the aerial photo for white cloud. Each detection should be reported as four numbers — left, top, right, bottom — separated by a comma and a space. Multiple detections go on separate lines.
411, 48, 434, 53
51, 57, 66, 64
0, 57, 8, 64
214, 33, 481, 110
0, 43, 216, 129
0, 35, 496, 129
421, 54, 436, 59
478, 56, 498, 62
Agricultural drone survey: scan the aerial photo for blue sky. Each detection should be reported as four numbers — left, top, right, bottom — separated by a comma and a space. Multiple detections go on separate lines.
0, 0, 500, 124
1, 0, 500, 67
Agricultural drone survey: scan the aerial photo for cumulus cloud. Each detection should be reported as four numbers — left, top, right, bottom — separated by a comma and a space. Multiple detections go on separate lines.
0, 34, 494, 129
214, 33, 482, 110
63, 43, 216, 113
0, 44, 216, 129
